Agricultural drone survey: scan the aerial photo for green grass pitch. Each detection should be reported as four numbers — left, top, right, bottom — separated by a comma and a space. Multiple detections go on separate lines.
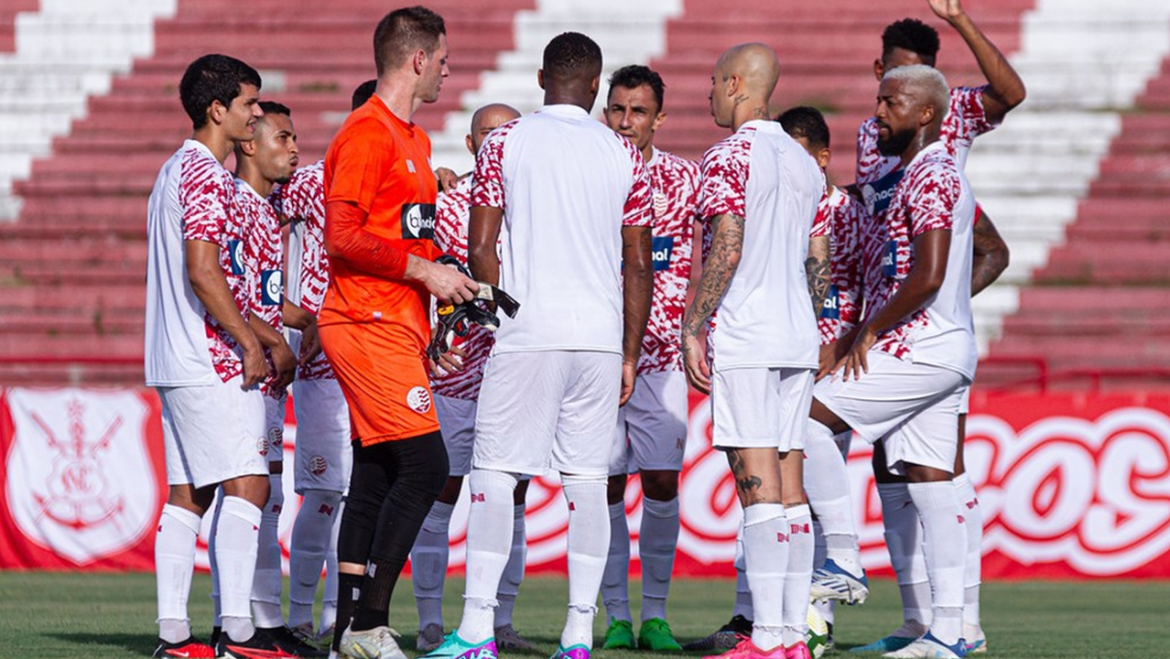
0, 573, 1164, 658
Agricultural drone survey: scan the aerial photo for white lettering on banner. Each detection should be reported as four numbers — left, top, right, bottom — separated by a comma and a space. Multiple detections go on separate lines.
5, 389, 155, 565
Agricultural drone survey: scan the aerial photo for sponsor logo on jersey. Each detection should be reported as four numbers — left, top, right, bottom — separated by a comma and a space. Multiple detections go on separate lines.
401, 203, 436, 240
406, 385, 433, 414
882, 240, 898, 278
861, 168, 905, 216
229, 239, 244, 275
261, 269, 283, 306
651, 236, 674, 272
820, 284, 841, 319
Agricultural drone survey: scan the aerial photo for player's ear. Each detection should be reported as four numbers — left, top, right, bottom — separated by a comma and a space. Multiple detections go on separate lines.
239, 137, 257, 157
537, 69, 545, 90
873, 58, 884, 82
652, 110, 667, 132
817, 147, 831, 170
414, 49, 426, 75
208, 99, 225, 126
919, 102, 934, 127
590, 74, 600, 95
465, 133, 475, 156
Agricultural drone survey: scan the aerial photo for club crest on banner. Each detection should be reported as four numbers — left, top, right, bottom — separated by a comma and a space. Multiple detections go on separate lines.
5, 389, 155, 565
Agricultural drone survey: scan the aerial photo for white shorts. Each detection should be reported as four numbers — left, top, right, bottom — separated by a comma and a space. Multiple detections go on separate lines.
291, 377, 353, 494
609, 370, 689, 475
958, 384, 971, 415
475, 351, 621, 477
833, 431, 852, 461
814, 351, 968, 475
710, 367, 815, 451
264, 393, 287, 464
437, 394, 477, 477
158, 374, 268, 489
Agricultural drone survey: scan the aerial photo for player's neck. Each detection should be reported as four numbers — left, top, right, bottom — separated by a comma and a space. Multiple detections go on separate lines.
641, 143, 654, 163
375, 77, 418, 125
899, 124, 942, 167
731, 103, 771, 132
191, 126, 234, 164
236, 166, 274, 199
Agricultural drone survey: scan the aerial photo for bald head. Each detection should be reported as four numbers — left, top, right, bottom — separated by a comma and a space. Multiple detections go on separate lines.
710, 43, 781, 129
467, 103, 520, 155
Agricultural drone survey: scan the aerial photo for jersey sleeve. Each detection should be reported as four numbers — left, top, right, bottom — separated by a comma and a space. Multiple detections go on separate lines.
325, 118, 393, 213
811, 177, 832, 238
181, 155, 233, 244
908, 159, 960, 237
623, 140, 653, 228
472, 124, 510, 209
951, 85, 997, 141
683, 159, 704, 223
698, 138, 750, 221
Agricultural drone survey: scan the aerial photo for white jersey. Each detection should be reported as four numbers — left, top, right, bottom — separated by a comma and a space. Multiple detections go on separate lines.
145, 139, 249, 387
698, 120, 825, 371
472, 104, 653, 354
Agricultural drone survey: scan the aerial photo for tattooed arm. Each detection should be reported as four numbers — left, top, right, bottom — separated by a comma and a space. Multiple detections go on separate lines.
971, 208, 1010, 296
806, 234, 831, 316
681, 212, 745, 394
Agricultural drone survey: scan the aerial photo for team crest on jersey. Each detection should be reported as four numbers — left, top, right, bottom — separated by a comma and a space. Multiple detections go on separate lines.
261, 269, 283, 306
229, 239, 245, 275
4, 389, 155, 565
309, 455, 328, 477
861, 168, 905, 216
406, 386, 433, 414
820, 285, 840, 319
651, 236, 674, 272
401, 203, 436, 240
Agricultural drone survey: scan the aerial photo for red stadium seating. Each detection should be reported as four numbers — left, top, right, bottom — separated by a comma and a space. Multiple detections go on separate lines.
985, 55, 1170, 389
0, 1, 37, 52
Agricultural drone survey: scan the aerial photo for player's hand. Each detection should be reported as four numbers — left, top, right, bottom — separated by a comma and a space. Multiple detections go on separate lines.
682, 333, 712, 395
271, 338, 298, 390
435, 167, 459, 193
431, 344, 466, 377
620, 361, 637, 406
817, 341, 844, 381
836, 326, 877, 381
299, 321, 322, 368
422, 258, 480, 305
241, 342, 268, 389
928, 0, 965, 23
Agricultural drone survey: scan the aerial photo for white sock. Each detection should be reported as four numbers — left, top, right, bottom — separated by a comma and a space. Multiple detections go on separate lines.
412, 501, 455, 630
460, 470, 518, 644
495, 503, 528, 628
601, 501, 632, 623
907, 481, 966, 647
320, 500, 343, 634
156, 504, 202, 643
639, 496, 679, 622
810, 519, 835, 626
954, 473, 983, 633
782, 504, 813, 646
252, 474, 285, 628
732, 520, 753, 620
804, 420, 860, 574
560, 474, 609, 649
288, 489, 342, 629
743, 503, 787, 652
878, 482, 932, 629
209, 495, 223, 627
217, 496, 262, 642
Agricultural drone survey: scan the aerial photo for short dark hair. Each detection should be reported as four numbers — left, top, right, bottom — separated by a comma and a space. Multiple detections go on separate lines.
351, 79, 377, 111
542, 32, 602, 83
608, 65, 666, 112
258, 100, 290, 117
373, 6, 446, 76
881, 18, 940, 65
179, 54, 261, 130
777, 106, 830, 150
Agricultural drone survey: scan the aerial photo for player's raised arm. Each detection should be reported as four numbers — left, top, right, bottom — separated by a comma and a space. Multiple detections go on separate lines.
928, 0, 1026, 122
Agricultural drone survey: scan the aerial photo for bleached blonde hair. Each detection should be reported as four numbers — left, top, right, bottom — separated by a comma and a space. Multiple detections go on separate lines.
883, 64, 949, 121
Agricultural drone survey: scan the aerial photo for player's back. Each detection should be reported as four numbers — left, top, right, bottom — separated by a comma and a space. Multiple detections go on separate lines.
701, 121, 823, 370
480, 105, 648, 355
144, 140, 225, 387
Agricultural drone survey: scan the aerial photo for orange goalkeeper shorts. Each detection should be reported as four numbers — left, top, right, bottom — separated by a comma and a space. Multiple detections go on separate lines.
319, 321, 440, 446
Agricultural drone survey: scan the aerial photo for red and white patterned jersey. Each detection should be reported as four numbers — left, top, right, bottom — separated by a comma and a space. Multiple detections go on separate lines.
857, 85, 995, 184
698, 120, 826, 371
236, 178, 285, 397
862, 141, 977, 379
275, 160, 334, 380
472, 105, 653, 354
146, 140, 252, 386
639, 148, 700, 375
817, 186, 869, 345
431, 175, 493, 401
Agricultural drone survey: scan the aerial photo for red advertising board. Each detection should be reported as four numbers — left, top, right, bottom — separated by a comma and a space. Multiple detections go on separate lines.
2, 387, 1168, 579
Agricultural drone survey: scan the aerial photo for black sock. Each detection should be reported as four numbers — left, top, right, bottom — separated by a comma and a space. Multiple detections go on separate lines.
333, 573, 363, 651
351, 558, 395, 632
